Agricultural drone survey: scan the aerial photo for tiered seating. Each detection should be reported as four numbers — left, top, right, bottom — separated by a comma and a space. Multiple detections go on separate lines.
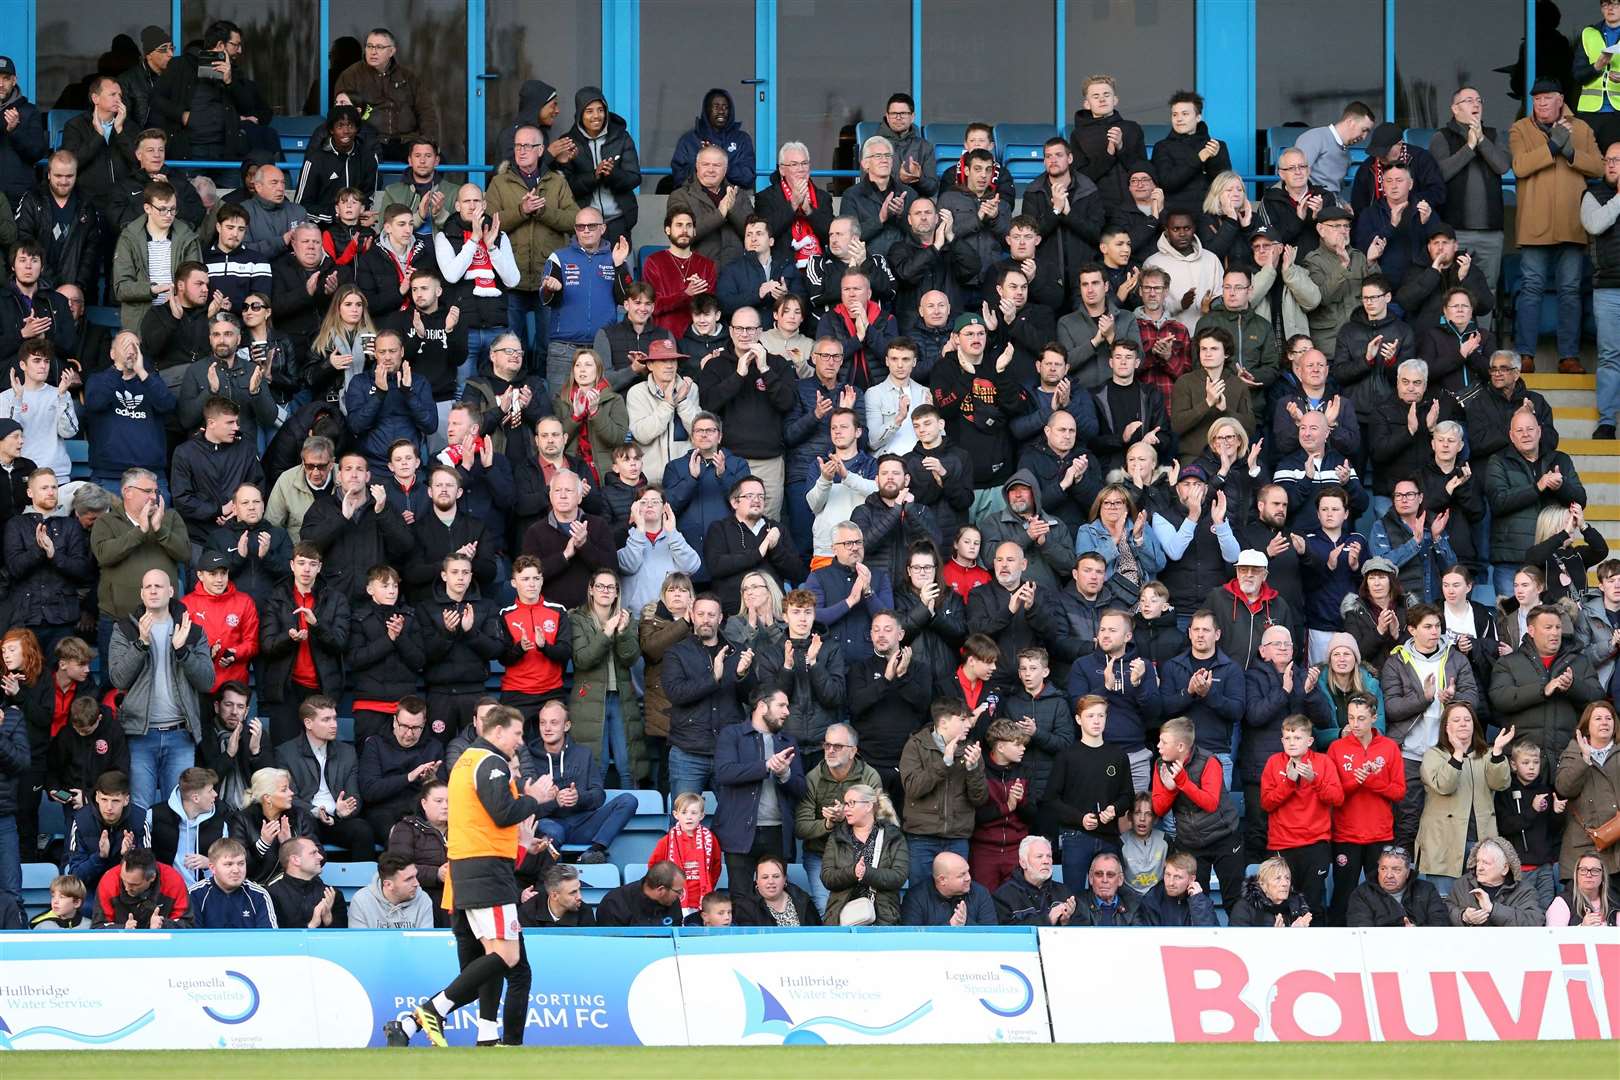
994, 123, 1062, 185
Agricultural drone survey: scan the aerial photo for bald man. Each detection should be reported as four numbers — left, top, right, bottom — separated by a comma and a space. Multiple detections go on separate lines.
899, 851, 997, 925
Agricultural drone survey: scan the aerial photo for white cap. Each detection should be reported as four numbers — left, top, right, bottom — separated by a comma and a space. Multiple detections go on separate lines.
1235, 549, 1269, 569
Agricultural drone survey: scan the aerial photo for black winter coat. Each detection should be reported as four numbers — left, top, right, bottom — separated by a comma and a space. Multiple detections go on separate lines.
2, 512, 94, 627
298, 490, 416, 602
1071, 111, 1150, 209
1152, 124, 1233, 212
13, 186, 102, 290
346, 599, 428, 699
257, 585, 351, 702
417, 587, 502, 694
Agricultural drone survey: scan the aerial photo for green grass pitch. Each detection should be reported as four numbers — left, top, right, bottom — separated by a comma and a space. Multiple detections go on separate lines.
3, 1041, 1610, 1078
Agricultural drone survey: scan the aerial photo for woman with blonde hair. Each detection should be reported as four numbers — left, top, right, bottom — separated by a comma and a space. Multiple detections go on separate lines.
1074, 484, 1166, 607
1227, 855, 1312, 926
1197, 169, 1254, 263
1191, 416, 1262, 527
1547, 853, 1618, 926
554, 348, 629, 486
308, 284, 376, 406
723, 569, 785, 651
1525, 502, 1608, 604
820, 782, 909, 925
240, 767, 315, 881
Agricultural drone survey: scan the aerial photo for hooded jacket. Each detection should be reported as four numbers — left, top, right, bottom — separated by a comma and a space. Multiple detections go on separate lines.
180, 581, 260, 690
349, 875, 435, 928
2, 510, 94, 628
498, 79, 559, 167
66, 800, 149, 884
1207, 579, 1300, 672
558, 88, 642, 231
1071, 110, 1150, 208
149, 786, 240, 884
670, 88, 757, 189
1152, 122, 1233, 212
1143, 231, 1224, 331
295, 119, 381, 224
973, 468, 1076, 591
108, 600, 216, 740
1065, 645, 1162, 752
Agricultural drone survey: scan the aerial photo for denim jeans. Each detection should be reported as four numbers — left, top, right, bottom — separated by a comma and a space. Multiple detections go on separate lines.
0, 814, 19, 924
904, 834, 969, 887
536, 792, 637, 849
1454, 229, 1504, 334
1493, 563, 1523, 603
128, 727, 197, 810
1059, 830, 1122, 889
802, 850, 829, 915
667, 747, 714, 800
548, 340, 588, 400
596, 692, 633, 788
1595, 287, 1620, 427
1514, 243, 1585, 358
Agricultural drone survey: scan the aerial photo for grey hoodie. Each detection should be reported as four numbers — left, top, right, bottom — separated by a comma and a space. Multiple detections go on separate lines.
973, 467, 1077, 591
348, 876, 436, 928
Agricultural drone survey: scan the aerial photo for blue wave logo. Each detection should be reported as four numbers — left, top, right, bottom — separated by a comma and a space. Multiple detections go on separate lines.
202, 971, 260, 1025
0, 1011, 156, 1050
735, 972, 932, 1045
978, 964, 1035, 1018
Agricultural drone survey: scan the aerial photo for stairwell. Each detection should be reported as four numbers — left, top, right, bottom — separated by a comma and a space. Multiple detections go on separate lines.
1521, 373, 1619, 548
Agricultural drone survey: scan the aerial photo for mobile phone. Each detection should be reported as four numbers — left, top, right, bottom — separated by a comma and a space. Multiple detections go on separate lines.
50, 789, 74, 803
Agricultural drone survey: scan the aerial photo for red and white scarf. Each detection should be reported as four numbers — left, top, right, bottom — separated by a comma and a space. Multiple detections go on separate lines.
781, 178, 822, 268
460, 230, 499, 297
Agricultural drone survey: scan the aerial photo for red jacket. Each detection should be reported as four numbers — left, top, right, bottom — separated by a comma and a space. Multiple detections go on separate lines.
1326, 733, 1407, 844
95, 861, 190, 925
1260, 749, 1345, 849
1151, 754, 1224, 817
182, 583, 260, 691
641, 249, 717, 339
497, 599, 569, 696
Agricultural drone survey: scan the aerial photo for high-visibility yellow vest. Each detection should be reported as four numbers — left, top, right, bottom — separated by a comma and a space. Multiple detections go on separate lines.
1578, 25, 1620, 112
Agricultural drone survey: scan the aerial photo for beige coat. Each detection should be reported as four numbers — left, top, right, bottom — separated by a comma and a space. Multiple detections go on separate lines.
1509, 110, 1603, 247
1555, 738, 1620, 879
1415, 747, 1510, 878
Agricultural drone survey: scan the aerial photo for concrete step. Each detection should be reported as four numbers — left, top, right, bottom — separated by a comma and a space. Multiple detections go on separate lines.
1553, 406, 1598, 439
1524, 374, 1596, 391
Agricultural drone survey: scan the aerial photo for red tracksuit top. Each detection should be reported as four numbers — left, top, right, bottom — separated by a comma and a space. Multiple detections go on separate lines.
1326, 733, 1407, 844
1260, 749, 1345, 849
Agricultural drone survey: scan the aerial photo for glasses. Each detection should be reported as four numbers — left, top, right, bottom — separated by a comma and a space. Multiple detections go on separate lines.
591, 582, 618, 592
780, 160, 811, 169
812, 351, 843, 360
865, 151, 894, 160
1279, 164, 1308, 173
834, 539, 863, 548
365, 42, 392, 51
742, 582, 768, 592
823, 741, 853, 750
150, 204, 177, 214
491, 346, 522, 356
1101, 499, 1128, 508
396, 722, 425, 733
575, 223, 605, 231
1362, 292, 1389, 302
242, 302, 268, 312
303, 460, 332, 471
1212, 434, 1240, 443
125, 485, 157, 496
1488, 365, 1519, 374
1380, 845, 1411, 859
732, 324, 760, 334
1394, 490, 1421, 499
1577, 866, 1605, 875
908, 563, 933, 573
514, 142, 542, 151
841, 798, 873, 808
737, 491, 764, 500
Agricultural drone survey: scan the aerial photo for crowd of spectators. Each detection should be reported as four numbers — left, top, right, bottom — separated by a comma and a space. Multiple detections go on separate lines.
0, 20, 1618, 934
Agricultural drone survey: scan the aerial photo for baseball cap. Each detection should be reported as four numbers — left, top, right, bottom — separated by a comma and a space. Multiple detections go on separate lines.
197, 550, 231, 572
1315, 205, 1353, 223
0, 57, 15, 77
953, 312, 985, 332
1177, 462, 1209, 484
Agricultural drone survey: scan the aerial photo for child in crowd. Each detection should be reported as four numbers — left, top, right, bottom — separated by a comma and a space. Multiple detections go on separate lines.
1043, 695, 1135, 889
323, 187, 377, 276
1002, 647, 1073, 805
649, 792, 722, 918
1122, 793, 1168, 895
957, 633, 1001, 738
970, 719, 1035, 891
678, 296, 728, 375
1132, 580, 1186, 665
29, 874, 91, 929
1494, 738, 1565, 912
1260, 714, 1344, 916
695, 889, 732, 927
601, 444, 649, 548
942, 525, 990, 600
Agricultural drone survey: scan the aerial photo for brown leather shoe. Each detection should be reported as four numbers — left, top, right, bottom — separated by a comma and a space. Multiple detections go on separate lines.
1558, 357, 1585, 374
1520, 354, 1536, 373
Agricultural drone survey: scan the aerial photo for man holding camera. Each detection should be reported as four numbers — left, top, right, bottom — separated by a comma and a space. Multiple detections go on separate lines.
151, 21, 256, 163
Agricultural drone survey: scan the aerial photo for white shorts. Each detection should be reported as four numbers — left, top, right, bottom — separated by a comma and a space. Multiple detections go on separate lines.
464, 904, 521, 941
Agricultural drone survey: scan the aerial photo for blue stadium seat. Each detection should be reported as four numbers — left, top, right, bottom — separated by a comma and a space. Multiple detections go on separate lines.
65, 439, 90, 481
607, 831, 660, 868
785, 862, 810, 894
925, 122, 969, 177
337, 715, 355, 743
622, 862, 645, 884
1140, 123, 1171, 150
578, 863, 620, 905
320, 860, 375, 899
1402, 127, 1438, 151
854, 120, 880, 152
22, 862, 58, 911
1266, 125, 1306, 168
636, 244, 667, 278
47, 109, 76, 150
995, 123, 1061, 186
614, 788, 666, 830
87, 305, 120, 328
